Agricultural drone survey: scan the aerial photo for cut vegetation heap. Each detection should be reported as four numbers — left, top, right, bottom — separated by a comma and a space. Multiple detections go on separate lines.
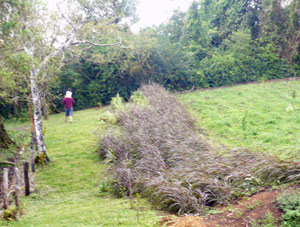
99, 84, 300, 214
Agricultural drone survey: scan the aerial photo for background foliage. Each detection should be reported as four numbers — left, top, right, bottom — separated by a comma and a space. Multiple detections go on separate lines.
52, 0, 299, 112
1, 0, 300, 115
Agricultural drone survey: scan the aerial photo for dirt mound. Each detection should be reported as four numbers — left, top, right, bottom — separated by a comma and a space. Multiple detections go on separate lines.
162, 189, 283, 227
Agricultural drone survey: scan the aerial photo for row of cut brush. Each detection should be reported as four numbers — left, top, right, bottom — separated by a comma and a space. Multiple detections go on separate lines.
99, 84, 300, 214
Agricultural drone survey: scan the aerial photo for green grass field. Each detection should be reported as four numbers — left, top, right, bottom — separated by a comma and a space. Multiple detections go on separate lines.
178, 79, 300, 160
2, 79, 300, 226
2, 108, 160, 226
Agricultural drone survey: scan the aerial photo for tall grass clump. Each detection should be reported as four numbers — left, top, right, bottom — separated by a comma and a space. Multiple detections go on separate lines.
99, 84, 300, 214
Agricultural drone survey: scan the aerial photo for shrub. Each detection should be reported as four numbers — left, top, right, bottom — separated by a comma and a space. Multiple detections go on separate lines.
277, 190, 300, 227
34, 153, 47, 166
129, 90, 149, 107
99, 178, 111, 193
110, 93, 126, 111
99, 111, 118, 124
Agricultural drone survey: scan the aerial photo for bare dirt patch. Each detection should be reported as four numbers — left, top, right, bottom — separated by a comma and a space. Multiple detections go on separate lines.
162, 189, 284, 227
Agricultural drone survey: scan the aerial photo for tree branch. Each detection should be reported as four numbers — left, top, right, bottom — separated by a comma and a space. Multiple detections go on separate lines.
0, 161, 15, 166
71, 38, 131, 50
56, 1, 76, 31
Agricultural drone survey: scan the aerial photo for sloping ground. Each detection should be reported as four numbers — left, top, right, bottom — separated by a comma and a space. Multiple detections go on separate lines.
100, 84, 300, 218
163, 78, 300, 226
2, 108, 159, 226
177, 78, 300, 160
164, 188, 285, 226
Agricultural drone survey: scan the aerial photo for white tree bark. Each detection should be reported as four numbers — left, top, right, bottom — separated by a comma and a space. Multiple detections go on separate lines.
30, 69, 49, 163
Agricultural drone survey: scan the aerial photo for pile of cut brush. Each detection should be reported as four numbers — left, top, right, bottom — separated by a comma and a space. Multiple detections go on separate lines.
99, 84, 300, 214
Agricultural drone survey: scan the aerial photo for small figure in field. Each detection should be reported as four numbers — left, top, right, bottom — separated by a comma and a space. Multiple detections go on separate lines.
62, 89, 75, 123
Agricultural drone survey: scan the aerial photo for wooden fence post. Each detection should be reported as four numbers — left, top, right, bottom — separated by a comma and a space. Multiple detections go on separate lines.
14, 168, 21, 208
23, 162, 30, 196
3, 168, 9, 209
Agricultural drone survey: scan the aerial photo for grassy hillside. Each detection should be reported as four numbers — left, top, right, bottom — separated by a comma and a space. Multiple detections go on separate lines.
2, 80, 300, 226
98, 84, 300, 218
2, 108, 160, 226
178, 79, 300, 160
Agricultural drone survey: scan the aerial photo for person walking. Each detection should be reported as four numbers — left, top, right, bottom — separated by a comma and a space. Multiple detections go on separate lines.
62, 93, 75, 123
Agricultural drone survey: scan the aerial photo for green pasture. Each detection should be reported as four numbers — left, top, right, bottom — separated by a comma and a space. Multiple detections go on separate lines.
2, 79, 300, 226
178, 79, 300, 160
2, 108, 160, 226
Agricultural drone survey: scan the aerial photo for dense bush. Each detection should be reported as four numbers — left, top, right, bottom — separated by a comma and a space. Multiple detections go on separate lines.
99, 84, 300, 214
200, 52, 294, 88
58, 61, 139, 110
55, 0, 299, 111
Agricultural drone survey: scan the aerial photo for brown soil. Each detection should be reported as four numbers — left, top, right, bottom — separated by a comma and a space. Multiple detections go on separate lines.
161, 189, 285, 227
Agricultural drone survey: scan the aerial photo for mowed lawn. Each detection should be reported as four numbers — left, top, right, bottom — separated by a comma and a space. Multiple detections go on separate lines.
3, 108, 160, 226
178, 79, 300, 160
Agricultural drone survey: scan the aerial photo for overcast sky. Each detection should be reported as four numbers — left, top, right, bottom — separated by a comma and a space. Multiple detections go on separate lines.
131, 0, 194, 32
46, 0, 194, 33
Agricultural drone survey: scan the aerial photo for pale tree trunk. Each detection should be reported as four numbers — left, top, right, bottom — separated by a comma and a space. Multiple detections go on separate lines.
41, 80, 49, 120
19, 0, 124, 167
28, 96, 37, 171
30, 69, 50, 163
28, 96, 37, 150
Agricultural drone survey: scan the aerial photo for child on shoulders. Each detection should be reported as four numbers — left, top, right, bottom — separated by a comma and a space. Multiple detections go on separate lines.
65, 88, 72, 98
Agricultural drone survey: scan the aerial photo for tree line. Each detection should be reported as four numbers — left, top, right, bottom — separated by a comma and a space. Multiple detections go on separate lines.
58, 0, 300, 110
0, 0, 299, 160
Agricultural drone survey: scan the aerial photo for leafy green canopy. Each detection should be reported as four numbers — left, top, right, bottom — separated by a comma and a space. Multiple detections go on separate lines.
0, 0, 139, 116
2, 0, 298, 113
56, 0, 299, 111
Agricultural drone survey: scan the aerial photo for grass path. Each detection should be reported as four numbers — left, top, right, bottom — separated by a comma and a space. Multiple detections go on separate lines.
4, 108, 159, 226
